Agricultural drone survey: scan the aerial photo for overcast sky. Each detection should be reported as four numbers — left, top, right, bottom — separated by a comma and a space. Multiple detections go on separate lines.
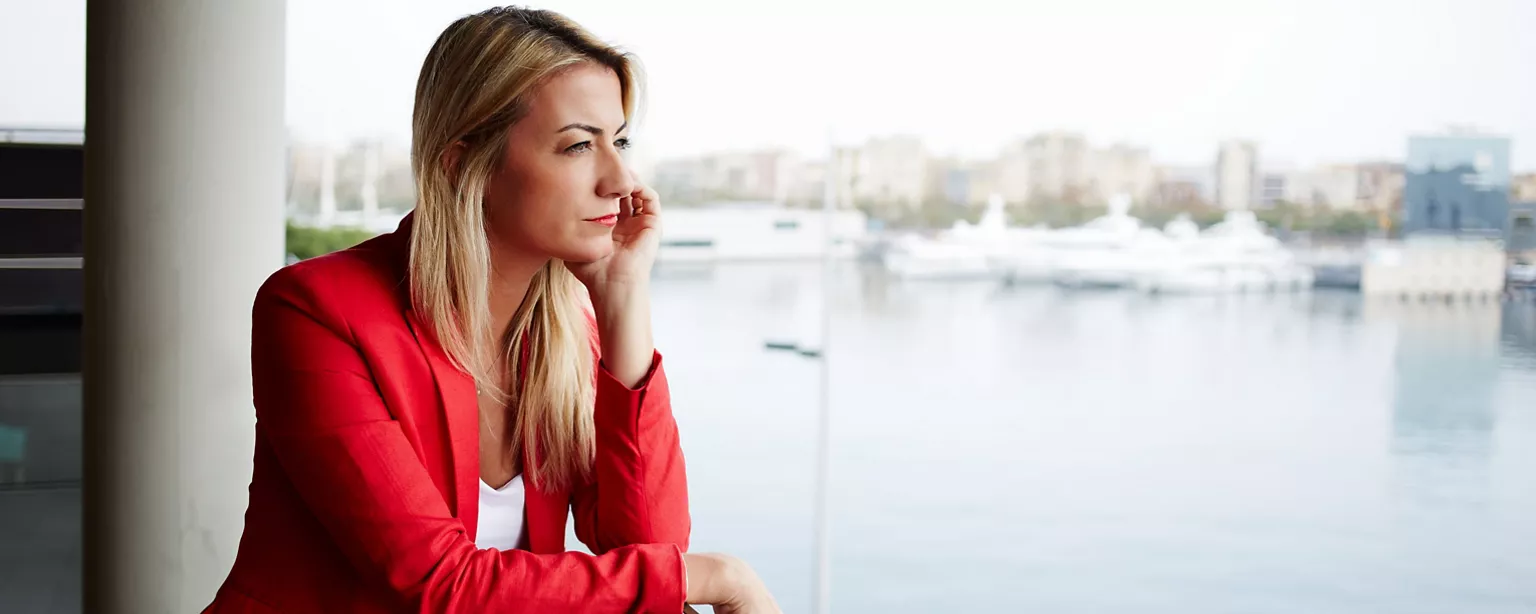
4, 0, 1534, 169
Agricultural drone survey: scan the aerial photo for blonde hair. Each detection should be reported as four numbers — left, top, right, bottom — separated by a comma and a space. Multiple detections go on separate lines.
408, 6, 642, 491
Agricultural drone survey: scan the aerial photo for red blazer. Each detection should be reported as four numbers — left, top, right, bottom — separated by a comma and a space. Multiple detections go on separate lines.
204, 217, 691, 613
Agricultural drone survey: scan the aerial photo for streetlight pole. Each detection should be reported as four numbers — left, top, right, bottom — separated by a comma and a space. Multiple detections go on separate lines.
810, 140, 836, 614
763, 137, 838, 614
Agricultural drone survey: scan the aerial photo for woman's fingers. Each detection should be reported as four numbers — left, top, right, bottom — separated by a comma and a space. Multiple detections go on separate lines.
628, 169, 660, 216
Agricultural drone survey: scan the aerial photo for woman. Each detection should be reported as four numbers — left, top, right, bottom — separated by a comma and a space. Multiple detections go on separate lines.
205, 7, 779, 613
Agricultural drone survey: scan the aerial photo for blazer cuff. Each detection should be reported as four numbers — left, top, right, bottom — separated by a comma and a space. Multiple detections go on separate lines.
637, 542, 688, 614
676, 543, 689, 611
597, 349, 662, 393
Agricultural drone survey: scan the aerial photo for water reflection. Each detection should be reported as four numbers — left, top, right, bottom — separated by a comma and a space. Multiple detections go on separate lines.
1375, 300, 1501, 459
655, 266, 1536, 613
1502, 303, 1536, 363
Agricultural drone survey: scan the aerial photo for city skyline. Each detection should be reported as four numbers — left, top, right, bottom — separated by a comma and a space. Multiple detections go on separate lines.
292, 127, 1536, 220
285, 125, 1513, 170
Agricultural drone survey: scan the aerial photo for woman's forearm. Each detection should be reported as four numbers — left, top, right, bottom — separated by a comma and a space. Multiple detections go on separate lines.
683, 553, 733, 605
684, 553, 778, 612
590, 282, 654, 388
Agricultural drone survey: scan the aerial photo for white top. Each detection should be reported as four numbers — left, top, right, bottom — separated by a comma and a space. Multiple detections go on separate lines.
475, 475, 528, 551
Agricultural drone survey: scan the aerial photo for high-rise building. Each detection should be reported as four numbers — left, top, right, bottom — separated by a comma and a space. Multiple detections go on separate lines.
1152, 165, 1215, 208
922, 157, 974, 206
285, 138, 412, 224
989, 140, 1033, 205
1284, 165, 1361, 210
1261, 162, 1402, 212
1355, 162, 1406, 213
1089, 144, 1155, 205
1260, 171, 1289, 208
1023, 131, 1092, 204
852, 135, 929, 209
1403, 129, 1511, 236
653, 149, 799, 205
1215, 140, 1259, 211
783, 147, 859, 209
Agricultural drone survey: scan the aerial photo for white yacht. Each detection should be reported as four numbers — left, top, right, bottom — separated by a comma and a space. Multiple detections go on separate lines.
1046, 195, 1161, 289
990, 236, 1057, 284
882, 195, 1043, 281
1134, 211, 1313, 294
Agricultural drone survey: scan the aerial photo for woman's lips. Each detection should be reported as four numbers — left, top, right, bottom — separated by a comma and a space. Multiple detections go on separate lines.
585, 213, 618, 227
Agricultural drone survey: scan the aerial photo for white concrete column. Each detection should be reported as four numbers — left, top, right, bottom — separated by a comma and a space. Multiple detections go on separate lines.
84, 1, 286, 612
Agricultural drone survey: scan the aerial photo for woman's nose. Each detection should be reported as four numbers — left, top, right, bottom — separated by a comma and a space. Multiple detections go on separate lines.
599, 152, 635, 198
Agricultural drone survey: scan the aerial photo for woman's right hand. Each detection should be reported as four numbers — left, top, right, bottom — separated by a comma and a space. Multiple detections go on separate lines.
683, 553, 781, 614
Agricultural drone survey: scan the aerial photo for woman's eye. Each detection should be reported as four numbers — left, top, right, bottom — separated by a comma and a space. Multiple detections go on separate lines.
614, 137, 631, 150
564, 141, 592, 154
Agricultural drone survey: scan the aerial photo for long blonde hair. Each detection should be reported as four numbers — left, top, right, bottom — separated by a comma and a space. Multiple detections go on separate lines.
408, 7, 642, 491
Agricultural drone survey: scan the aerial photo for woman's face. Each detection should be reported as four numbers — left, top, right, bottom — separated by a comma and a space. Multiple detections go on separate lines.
483, 62, 634, 265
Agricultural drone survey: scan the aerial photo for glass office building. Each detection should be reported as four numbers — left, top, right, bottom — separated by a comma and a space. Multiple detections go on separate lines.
1403, 132, 1511, 237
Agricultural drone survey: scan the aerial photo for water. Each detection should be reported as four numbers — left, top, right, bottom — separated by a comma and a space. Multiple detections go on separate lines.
653, 262, 1536, 614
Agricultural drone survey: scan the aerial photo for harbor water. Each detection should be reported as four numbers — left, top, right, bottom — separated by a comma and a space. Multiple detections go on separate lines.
655, 261, 1536, 614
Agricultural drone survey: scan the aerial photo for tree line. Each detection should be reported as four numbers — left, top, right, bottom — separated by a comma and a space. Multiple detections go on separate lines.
285, 222, 378, 261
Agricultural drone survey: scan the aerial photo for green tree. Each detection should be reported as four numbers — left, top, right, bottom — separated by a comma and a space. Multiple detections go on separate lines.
1007, 196, 1108, 228
1319, 210, 1376, 237
286, 222, 378, 261
905, 199, 979, 230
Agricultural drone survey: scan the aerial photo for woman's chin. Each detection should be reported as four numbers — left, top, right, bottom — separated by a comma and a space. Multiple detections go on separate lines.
557, 241, 614, 265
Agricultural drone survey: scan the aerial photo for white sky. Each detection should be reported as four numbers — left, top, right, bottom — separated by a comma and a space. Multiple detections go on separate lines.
3, 0, 1534, 169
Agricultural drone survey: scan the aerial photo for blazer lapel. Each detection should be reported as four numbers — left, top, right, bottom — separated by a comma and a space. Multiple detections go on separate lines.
406, 311, 481, 539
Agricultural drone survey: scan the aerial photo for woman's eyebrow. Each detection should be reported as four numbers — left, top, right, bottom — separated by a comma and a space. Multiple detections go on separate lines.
555, 121, 627, 136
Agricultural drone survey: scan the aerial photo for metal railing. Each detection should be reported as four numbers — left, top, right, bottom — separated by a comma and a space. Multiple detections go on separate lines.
0, 198, 83, 210
0, 257, 81, 270
0, 127, 84, 145
0, 199, 83, 271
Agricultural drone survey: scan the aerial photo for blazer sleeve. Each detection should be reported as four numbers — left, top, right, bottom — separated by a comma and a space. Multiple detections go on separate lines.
570, 318, 692, 554
252, 268, 685, 613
